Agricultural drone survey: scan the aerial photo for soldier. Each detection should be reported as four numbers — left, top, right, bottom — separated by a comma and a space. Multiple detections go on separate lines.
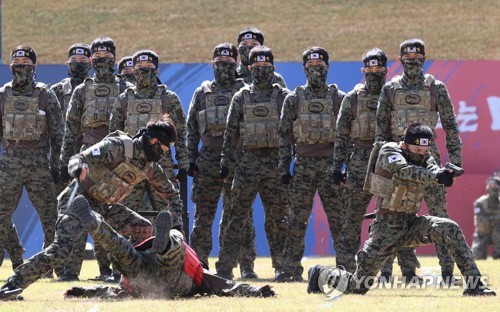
186, 43, 255, 275
375, 38, 462, 283
471, 174, 500, 259
333, 48, 388, 273
0, 119, 183, 296
58, 203, 274, 300
236, 27, 287, 88
275, 47, 345, 282
117, 56, 136, 84
110, 49, 189, 212
59, 37, 133, 281
216, 46, 290, 280
307, 123, 496, 297
51, 43, 92, 121
0, 46, 63, 271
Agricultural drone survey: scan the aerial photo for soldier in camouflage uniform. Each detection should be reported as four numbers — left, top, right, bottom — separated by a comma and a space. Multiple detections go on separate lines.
236, 28, 287, 88
333, 48, 390, 273
307, 123, 495, 297
110, 50, 189, 213
186, 43, 257, 276
276, 47, 344, 282
216, 46, 290, 280
375, 39, 462, 283
0, 119, 183, 295
0, 46, 63, 271
116, 56, 136, 84
58, 37, 134, 281
51, 43, 92, 121
471, 174, 500, 259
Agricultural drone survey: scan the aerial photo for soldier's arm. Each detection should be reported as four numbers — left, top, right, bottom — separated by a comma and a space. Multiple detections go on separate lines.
78, 137, 124, 165
45, 89, 64, 167
50, 84, 64, 111
60, 85, 85, 166
379, 146, 440, 184
166, 92, 189, 170
148, 163, 184, 227
333, 92, 354, 172
220, 92, 242, 168
109, 93, 127, 133
435, 82, 463, 165
278, 92, 297, 175
375, 83, 392, 142
186, 88, 202, 165
274, 72, 287, 89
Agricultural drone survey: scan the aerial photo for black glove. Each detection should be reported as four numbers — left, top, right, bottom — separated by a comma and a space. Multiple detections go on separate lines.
219, 166, 229, 179
176, 168, 187, 182
60, 165, 71, 183
187, 162, 199, 177
332, 171, 346, 185
281, 173, 292, 185
51, 168, 60, 184
437, 169, 454, 187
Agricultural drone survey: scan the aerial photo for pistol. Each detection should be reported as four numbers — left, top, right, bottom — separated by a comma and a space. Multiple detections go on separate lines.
445, 163, 464, 177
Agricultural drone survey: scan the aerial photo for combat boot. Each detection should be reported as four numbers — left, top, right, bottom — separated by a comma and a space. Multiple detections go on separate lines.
378, 272, 392, 285
402, 271, 423, 285
0, 279, 23, 301
440, 271, 460, 287
463, 280, 496, 296
70, 195, 99, 232
152, 211, 172, 254
56, 274, 80, 282
215, 269, 233, 281
307, 265, 325, 294
10, 256, 23, 271
241, 267, 258, 279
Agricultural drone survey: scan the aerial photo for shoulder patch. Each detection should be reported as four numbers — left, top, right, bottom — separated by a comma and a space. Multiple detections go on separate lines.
388, 154, 401, 163
92, 146, 101, 156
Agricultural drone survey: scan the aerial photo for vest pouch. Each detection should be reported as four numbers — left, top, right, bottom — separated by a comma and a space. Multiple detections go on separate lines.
370, 173, 393, 200
197, 110, 208, 135
400, 182, 424, 213
388, 184, 407, 210
309, 113, 322, 141
320, 114, 334, 141
266, 121, 279, 148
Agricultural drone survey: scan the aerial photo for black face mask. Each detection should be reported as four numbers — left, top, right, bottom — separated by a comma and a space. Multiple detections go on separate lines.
134, 67, 158, 89
251, 66, 274, 90
68, 62, 91, 82
122, 73, 136, 83
238, 46, 254, 66
364, 71, 386, 94
142, 135, 165, 162
92, 57, 115, 80
403, 147, 430, 165
12, 64, 35, 89
213, 61, 236, 85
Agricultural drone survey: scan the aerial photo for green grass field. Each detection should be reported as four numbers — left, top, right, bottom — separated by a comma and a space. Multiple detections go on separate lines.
3, 0, 500, 63
1, 256, 499, 311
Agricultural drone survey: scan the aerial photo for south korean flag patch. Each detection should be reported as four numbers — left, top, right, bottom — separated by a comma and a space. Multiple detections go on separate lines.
139, 55, 149, 61
369, 59, 379, 66
244, 33, 253, 40
406, 46, 417, 53
92, 146, 101, 156
75, 48, 84, 55
420, 138, 429, 146
257, 55, 266, 62
126, 60, 133, 67
310, 53, 320, 59
16, 50, 26, 57
388, 154, 401, 163
220, 49, 230, 56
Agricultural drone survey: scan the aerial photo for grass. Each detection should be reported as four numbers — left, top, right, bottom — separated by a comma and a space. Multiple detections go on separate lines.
1, 256, 499, 311
3, 0, 500, 64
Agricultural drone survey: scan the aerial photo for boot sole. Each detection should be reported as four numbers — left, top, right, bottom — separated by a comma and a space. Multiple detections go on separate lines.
152, 211, 172, 253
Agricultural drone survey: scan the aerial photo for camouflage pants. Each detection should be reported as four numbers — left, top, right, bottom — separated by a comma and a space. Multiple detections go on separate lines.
6, 181, 152, 289
216, 149, 289, 272
0, 148, 58, 265
282, 155, 343, 276
472, 214, 500, 259
349, 213, 481, 294
335, 148, 374, 273
189, 146, 256, 269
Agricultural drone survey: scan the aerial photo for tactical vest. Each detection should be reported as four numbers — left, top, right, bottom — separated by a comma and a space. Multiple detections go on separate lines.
239, 85, 280, 149
124, 86, 164, 136
59, 78, 73, 115
390, 74, 439, 138
350, 84, 378, 140
197, 81, 242, 137
83, 78, 120, 128
84, 133, 154, 204
2, 82, 47, 143
292, 85, 337, 144
369, 146, 425, 213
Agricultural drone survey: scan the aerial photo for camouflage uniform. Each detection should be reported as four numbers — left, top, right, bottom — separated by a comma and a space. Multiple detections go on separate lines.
216, 83, 290, 275
109, 84, 189, 211
279, 84, 344, 277
58, 76, 132, 278
0, 79, 63, 269
471, 188, 500, 259
51, 78, 81, 122
186, 79, 255, 269
333, 83, 380, 273
3, 132, 183, 290
237, 64, 287, 88
376, 72, 462, 276
313, 142, 482, 295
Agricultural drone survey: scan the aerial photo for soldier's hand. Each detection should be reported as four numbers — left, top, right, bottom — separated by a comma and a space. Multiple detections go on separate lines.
187, 162, 199, 177
60, 165, 71, 183
281, 173, 293, 185
219, 165, 229, 182
332, 171, 346, 186
437, 169, 454, 187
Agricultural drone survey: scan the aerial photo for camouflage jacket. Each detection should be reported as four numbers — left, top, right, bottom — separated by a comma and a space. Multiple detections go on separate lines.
375, 72, 462, 165
109, 84, 189, 170
51, 77, 84, 122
